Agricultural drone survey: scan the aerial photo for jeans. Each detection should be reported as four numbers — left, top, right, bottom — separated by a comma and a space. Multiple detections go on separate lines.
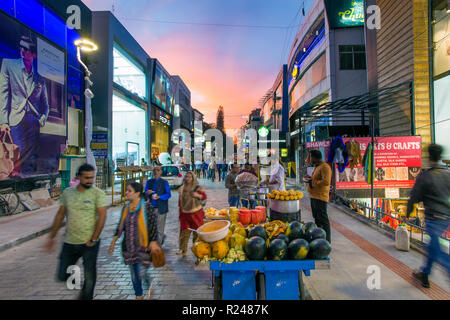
310, 198, 331, 243
222, 170, 227, 181
129, 263, 143, 297
57, 241, 100, 300
10, 113, 40, 175
228, 195, 240, 208
422, 218, 450, 276
158, 212, 167, 244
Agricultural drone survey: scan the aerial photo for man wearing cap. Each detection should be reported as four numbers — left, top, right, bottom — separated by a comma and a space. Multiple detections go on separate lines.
0, 35, 50, 175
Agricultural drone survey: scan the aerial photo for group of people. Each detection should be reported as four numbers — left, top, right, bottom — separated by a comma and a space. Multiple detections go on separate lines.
43, 142, 448, 300
45, 164, 207, 300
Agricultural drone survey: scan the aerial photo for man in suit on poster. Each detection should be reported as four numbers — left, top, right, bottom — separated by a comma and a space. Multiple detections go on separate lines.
0, 35, 50, 175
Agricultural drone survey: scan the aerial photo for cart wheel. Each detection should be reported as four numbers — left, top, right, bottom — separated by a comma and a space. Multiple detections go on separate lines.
256, 272, 266, 300
213, 275, 222, 300
298, 271, 306, 300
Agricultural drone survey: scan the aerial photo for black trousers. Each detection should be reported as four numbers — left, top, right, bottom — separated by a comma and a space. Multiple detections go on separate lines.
310, 198, 331, 243
57, 241, 100, 300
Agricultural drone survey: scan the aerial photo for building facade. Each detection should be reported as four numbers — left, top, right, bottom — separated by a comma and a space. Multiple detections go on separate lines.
90, 11, 152, 173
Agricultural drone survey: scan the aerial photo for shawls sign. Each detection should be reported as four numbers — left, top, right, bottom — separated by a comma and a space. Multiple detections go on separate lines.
336, 136, 422, 189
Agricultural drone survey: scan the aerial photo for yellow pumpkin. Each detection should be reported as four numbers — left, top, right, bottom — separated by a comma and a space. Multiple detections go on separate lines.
212, 240, 229, 259
192, 241, 211, 259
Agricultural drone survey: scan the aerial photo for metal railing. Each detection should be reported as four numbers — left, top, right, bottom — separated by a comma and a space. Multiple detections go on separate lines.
334, 193, 450, 255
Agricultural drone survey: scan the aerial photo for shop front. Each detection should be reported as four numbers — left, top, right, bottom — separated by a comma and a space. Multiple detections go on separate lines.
431, 0, 450, 160
151, 108, 171, 162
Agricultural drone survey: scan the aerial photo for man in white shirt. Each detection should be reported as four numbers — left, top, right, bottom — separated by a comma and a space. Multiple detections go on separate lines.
0, 35, 49, 175
262, 156, 286, 192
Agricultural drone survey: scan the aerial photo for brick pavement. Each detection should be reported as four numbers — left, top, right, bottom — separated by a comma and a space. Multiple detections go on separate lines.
0, 178, 228, 300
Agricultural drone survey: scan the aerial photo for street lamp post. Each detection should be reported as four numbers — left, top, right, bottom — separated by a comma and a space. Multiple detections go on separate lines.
74, 39, 98, 172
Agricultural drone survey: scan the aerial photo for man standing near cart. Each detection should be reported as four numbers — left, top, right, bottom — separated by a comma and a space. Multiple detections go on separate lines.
407, 144, 450, 288
304, 150, 332, 243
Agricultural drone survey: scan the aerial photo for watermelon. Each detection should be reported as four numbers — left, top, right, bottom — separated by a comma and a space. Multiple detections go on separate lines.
303, 222, 317, 234
248, 225, 268, 240
285, 221, 304, 242
267, 239, 288, 261
287, 239, 310, 260
273, 234, 289, 245
305, 227, 327, 242
309, 239, 331, 259
244, 236, 267, 260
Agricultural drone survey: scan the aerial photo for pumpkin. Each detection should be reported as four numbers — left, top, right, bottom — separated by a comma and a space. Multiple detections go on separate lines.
212, 240, 229, 259
191, 241, 211, 259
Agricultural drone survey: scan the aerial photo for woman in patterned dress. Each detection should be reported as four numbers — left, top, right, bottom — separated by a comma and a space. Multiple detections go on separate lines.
108, 182, 160, 300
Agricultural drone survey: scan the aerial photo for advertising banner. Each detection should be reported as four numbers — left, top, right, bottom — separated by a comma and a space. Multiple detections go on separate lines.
0, 12, 66, 180
324, 0, 365, 29
336, 136, 422, 189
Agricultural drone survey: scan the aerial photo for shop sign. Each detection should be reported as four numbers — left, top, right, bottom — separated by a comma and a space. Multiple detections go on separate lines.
281, 149, 288, 157
91, 133, 108, 159
155, 109, 171, 126
335, 136, 422, 190
324, 0, 365, 29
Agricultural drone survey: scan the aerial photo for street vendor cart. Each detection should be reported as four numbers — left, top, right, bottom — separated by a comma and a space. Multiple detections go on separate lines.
195, 259, 330, 300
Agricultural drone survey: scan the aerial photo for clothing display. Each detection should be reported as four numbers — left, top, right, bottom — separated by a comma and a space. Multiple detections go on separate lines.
345, 141, 362, 169
327, 135, 349, 173
362, 142, 374, 184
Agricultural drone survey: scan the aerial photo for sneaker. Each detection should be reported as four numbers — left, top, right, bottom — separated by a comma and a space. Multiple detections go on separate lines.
413, 271, 430, 288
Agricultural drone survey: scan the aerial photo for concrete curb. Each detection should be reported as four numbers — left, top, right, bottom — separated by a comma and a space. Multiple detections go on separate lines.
0, 223, 64, 253
0, 204, 116, 253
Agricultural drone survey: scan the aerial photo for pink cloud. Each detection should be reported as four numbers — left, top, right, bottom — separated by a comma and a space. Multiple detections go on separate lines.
139, 30, 274, 128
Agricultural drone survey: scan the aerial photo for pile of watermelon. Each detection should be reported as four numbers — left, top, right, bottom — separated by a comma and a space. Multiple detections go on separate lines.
244, 221, 331, 261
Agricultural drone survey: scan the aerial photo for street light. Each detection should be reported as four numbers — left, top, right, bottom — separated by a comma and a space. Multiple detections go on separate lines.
74, 38, 98, 171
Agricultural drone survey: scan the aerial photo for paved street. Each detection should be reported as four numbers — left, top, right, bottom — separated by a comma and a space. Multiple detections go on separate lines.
0, 178, 228, 300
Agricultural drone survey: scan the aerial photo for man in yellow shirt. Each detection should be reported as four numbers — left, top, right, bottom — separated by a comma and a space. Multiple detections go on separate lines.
304, 150, 332, 243
45, 164, 107, 300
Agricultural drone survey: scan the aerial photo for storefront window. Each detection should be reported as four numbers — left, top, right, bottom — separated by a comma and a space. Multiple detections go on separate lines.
113, 43, 147, 100
431, 0, 450, 159
151, 119, 170, 160
112, 92, 147, 166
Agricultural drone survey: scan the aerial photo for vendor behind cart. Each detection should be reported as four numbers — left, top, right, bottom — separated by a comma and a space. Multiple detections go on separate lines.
261, 156, 286, 192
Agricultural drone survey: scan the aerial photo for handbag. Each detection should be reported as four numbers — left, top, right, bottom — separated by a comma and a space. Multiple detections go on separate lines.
0, 129, 20, 180
150, 243, 165, 268
194, 185, 206, 207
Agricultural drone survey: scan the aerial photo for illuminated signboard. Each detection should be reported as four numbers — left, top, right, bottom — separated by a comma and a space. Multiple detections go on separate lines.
324, 0, 364, 29
281, 149, 288, 157
156, 109, 171, 126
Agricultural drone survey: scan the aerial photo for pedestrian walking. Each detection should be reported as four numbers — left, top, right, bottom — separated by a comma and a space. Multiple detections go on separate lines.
304, 150, 332, 243
202, 161, 208, 179
407, 144, 450, 288
209, 161, 216, 182
177, 172, 207, 256
145, 166, 171, 245
222, 163, 228, 181
226, 164, 240, 207
45, 164, 107, 300
108, 182, 161, 299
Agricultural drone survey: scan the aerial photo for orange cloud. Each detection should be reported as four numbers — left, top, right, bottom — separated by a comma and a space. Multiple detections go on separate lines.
138, 30, 275, 129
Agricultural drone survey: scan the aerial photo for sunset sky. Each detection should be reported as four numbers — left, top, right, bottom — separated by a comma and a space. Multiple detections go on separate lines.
83, 0, 314, 129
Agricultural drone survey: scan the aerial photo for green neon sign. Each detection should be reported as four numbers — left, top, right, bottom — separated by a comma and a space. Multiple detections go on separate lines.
324, 0, 365, 29
258, 126, 269, 137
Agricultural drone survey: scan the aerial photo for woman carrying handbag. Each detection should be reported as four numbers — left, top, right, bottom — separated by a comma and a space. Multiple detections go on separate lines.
177, 172, 207, 256
108, 182, 163, 300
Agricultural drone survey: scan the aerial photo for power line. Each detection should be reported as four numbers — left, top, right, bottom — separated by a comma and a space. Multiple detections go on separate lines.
120, 17, 300, 30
